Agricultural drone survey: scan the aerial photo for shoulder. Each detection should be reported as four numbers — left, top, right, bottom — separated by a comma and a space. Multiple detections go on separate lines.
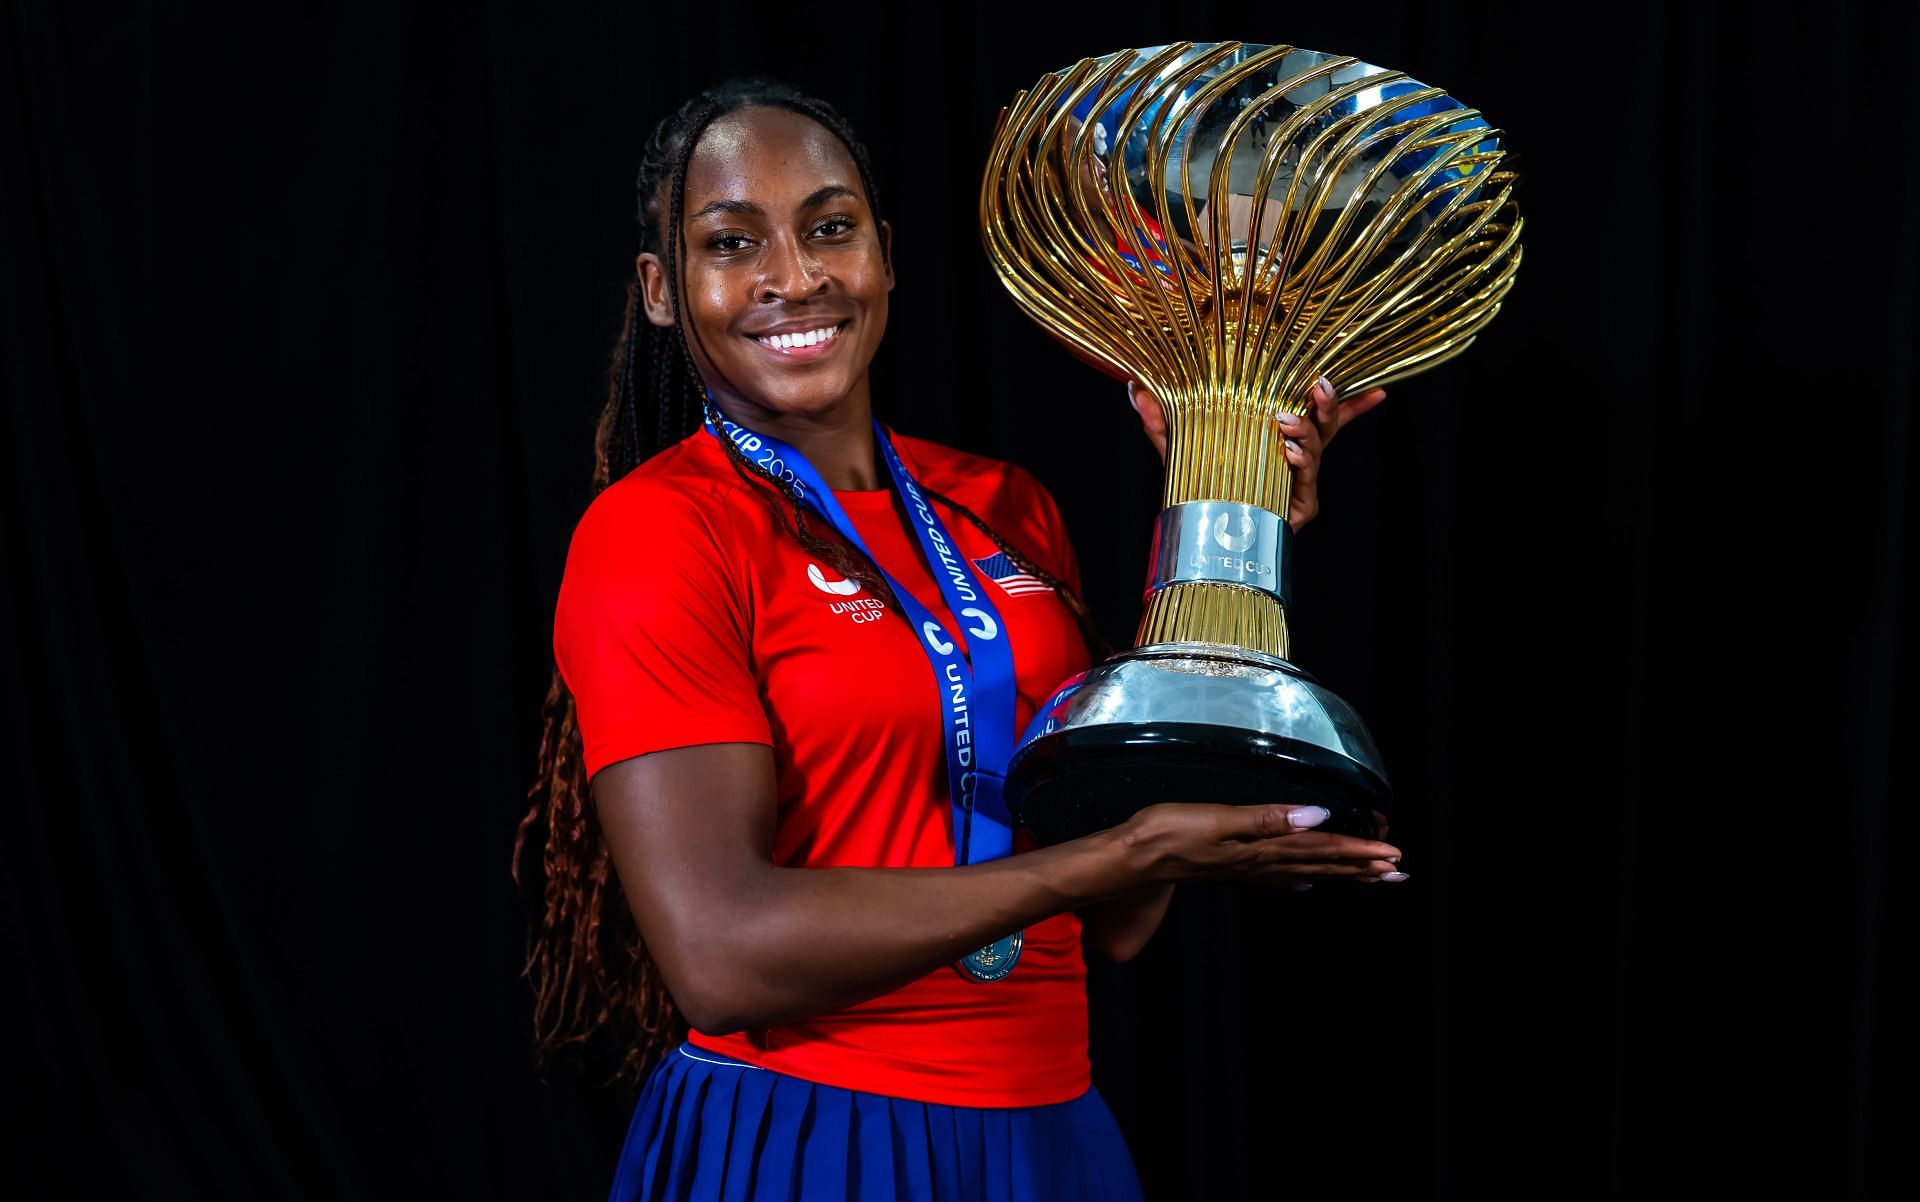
565, 434, 760, 566
890, 430, 1078, 582
891, 431, 1063, 521
555, 435, 774, 633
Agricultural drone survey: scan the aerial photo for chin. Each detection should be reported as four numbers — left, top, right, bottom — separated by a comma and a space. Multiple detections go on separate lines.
734, 377, 862, 421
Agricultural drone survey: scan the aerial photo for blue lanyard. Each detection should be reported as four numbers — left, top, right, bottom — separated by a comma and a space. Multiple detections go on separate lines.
705, 415, 1019, 867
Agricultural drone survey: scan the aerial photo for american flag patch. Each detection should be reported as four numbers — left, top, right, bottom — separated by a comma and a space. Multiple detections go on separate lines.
973, 553, 1054, 598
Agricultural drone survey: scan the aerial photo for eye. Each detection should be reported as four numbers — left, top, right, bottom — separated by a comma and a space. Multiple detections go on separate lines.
707, 232, 755, 253
812, 216, 857, 238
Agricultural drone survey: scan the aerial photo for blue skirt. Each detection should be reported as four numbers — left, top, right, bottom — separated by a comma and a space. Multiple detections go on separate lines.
608, 1043, 1145, 1202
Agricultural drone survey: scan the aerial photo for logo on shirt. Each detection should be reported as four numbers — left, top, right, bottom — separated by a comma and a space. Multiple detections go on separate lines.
972, 553, 1054, 598
809, 562, 884, 624
807, 563, 861, 595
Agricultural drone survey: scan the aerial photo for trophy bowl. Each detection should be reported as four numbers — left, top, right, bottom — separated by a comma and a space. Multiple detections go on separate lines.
981, 41, 1523, 844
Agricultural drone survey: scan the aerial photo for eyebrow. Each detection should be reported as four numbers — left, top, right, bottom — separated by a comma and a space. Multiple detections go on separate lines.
689, 185, 860, 221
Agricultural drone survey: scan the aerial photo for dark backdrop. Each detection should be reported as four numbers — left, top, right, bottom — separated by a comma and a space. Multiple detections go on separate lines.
5, 2, 1911, 1198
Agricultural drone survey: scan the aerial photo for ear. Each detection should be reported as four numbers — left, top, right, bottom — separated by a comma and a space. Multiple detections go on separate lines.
878, 220, 895, 291
635, 252, 676, 328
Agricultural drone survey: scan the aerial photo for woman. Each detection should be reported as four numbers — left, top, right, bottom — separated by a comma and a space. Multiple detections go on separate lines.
516, 77, 1400, 1201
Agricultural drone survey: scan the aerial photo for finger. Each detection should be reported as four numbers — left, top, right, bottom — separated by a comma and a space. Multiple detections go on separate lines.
1335, 388, 1387, 431
1253, 858, 1388, 878
1354, 859, 1411, 883
1261, 832, 1402, 861
1278, 857, 1407, 880
1127, 380, 1164, 427
1370, 809, 1390, 840
1127, 380, 1169, 457
1281, 410, 1323, 530
1226, 803, 1334, 840
1308, 375, 1342, 440
1278, 410, 1322, 474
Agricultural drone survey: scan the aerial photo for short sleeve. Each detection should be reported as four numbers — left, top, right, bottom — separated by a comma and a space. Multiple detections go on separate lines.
551, 480, 771, 780
1006, 464, 1084, 597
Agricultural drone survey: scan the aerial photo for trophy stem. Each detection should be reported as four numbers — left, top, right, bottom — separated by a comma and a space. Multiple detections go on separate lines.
1137, 399, 1298, 658
1159, 393, 1298, 513
1138, 583, 1290, 658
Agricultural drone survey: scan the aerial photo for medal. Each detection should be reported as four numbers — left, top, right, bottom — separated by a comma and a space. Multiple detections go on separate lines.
706, 412, 1025, 981
958, 931, 1024, 982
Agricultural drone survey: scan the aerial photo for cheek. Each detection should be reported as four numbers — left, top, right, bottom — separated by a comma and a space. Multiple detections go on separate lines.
860, 287, 890, 344
684, 282, 743, 353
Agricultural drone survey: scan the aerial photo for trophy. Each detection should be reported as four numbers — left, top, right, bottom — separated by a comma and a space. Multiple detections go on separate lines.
982, 42, 1522, 844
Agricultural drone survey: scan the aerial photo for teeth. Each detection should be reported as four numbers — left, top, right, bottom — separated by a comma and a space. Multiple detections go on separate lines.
759, 324, 841, 351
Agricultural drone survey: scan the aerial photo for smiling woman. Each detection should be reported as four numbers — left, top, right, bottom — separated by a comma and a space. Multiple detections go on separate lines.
639, 107, 895, 462
512, 77, 1399, 1202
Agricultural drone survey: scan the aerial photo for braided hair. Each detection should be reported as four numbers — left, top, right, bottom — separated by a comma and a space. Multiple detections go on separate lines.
512, 77, 1110, 1087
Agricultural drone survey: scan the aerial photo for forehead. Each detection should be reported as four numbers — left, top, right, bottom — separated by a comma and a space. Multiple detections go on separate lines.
682, 106, 865, 211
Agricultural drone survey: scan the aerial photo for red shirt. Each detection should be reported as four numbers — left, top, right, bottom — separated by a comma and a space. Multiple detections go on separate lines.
551, 427, 1095, 1106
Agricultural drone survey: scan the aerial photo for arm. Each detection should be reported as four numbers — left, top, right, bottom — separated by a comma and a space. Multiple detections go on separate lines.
593, 744, 1400, 1034
1079, 884, 1176, 964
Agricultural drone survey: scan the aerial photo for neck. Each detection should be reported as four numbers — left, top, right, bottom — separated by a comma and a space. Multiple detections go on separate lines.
713, 389, 882, 491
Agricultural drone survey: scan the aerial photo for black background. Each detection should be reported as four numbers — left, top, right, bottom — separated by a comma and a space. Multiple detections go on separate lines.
5, 2, 1912, 1198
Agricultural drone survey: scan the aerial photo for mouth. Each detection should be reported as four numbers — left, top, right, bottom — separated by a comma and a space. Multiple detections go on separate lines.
749, 319, 850, 359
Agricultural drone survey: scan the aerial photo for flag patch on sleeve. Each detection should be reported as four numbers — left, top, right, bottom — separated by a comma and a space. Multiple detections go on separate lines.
973, 553, 1055, 597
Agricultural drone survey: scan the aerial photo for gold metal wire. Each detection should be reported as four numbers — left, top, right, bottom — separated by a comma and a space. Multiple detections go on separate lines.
980, 42, 1523, 657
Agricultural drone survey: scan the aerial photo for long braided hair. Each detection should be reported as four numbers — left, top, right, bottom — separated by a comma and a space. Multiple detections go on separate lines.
512, 77, 1112, 1088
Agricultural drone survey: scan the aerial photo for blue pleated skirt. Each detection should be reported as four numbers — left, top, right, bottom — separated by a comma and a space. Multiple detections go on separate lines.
608, 1043, 1145, 1202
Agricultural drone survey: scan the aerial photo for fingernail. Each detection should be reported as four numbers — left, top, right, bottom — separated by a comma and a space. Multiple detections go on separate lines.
1315, 375, 1333, 399
1285, 438, 1303, 455
1276, 411, 1301, 427
1381, 870, 1410, 882
1292, 882, 1314, 892
1288, 805, 1330, 828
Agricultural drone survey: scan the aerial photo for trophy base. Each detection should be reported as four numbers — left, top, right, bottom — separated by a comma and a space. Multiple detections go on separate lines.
1006, 643, 1391, 846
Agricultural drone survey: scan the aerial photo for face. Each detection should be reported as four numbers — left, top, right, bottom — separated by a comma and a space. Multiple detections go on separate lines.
637, 105, 893, 429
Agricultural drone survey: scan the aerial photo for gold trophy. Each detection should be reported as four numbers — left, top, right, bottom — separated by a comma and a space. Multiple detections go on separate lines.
985, 42, 1522, 843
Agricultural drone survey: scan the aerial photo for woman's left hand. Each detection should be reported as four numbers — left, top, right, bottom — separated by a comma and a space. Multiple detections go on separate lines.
1126, 378, 1389, 531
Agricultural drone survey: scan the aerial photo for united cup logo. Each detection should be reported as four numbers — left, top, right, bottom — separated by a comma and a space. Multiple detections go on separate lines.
1212, 511, 1257, 553
807, 563, 861, 595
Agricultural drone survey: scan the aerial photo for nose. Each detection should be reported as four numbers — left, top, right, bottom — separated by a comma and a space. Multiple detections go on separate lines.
758, 232, 827, 302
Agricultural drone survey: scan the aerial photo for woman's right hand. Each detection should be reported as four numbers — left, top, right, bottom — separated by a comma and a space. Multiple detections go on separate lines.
1113, 801, 1405, 887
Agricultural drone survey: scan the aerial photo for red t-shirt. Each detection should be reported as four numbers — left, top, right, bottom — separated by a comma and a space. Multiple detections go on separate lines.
551, 426, 1095, 1106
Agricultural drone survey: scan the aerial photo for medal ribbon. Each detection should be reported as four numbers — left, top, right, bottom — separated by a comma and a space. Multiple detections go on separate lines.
705, 415, 1018, 866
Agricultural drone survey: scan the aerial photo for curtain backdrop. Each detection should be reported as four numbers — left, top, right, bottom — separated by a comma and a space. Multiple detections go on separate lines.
6, 2, 1911, 1198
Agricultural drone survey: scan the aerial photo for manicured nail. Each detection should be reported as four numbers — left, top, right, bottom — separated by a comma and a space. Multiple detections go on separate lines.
1276, 411, 1301, 427
1285, 438, 1303, 455
1292, 882, 1314, 892
1315, 375, 1333, 399
1381, 870, 1410, 882
1288, 805, 1330, 828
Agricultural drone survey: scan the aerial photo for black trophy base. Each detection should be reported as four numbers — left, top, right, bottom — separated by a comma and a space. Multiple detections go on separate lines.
1007, 721, 1390, 846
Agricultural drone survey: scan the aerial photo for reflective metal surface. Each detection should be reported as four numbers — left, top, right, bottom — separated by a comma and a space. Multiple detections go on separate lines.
1018, 643, 1386, 779
981, 40, 1522, 409
983, 41, 1516, 834
1145, 500, 1292, 602
981, 41, 1522, 659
